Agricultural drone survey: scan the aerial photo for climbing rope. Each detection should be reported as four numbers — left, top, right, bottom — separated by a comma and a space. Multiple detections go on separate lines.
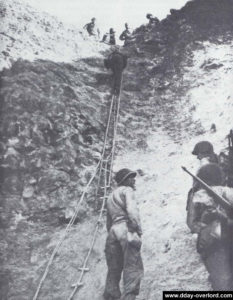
67, 90, 122, 299
67, 160, 109, 300
67, 92, 122, 300
33, 75, 123, 300
108, 76, 123, 185
32, 161, 100, 300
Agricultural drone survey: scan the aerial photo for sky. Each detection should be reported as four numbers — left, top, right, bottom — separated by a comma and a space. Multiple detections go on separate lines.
22, 0, 189, 36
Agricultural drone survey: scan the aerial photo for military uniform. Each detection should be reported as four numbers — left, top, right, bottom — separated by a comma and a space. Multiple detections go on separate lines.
104, 50, 127, 96
119, 29, 132, 46
104, 181, 143, 300
83, 18, 100, 39
187, 163, 233, 291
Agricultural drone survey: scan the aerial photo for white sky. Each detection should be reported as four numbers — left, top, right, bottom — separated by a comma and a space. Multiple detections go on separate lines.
22, 0, 189, 36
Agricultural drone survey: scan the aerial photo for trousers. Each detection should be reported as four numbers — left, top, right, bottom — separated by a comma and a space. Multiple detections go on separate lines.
202, 239, 233, 290
104, 222, 143, 300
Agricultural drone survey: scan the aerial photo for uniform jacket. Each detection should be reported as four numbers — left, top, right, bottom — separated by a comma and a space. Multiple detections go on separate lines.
106, 186, 142, 236
187, 186, 233, 234
119, 29, 131, 41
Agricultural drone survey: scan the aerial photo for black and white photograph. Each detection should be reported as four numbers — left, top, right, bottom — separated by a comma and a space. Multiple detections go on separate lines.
1, 0, 233, 299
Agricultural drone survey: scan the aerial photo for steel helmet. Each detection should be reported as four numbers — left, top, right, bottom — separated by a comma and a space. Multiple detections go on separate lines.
146, 13, 152, 19
115, 168, 137, 185
192, 141, 214, 156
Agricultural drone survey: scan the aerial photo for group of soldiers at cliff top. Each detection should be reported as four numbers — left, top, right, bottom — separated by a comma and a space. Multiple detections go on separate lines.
83, 14, 159, 46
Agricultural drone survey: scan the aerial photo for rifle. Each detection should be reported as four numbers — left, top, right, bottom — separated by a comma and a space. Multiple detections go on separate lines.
181, 166, 233, 211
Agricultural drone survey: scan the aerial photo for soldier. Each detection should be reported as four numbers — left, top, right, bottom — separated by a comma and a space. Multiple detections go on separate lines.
186, 141, 219, 212
103, 168, 144, 300
186, 163, 233, 290
104, 46, 127, 96
146, 13, 159, 28
83, 17, 100, 39
102, 28, 116, 45
119, 23, 133, 46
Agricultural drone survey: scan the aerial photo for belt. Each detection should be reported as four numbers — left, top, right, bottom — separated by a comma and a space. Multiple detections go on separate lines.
112, 217, 128, 225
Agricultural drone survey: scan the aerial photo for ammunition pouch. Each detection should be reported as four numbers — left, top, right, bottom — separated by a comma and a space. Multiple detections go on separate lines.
127, 231, 142, 249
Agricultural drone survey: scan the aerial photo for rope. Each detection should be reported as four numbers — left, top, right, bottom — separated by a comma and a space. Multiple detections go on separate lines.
108, 75, 124, 185
67, 79, 123, 300
32, 161, 100, 300
96, 94, 115, 194
67, 160, 108, 300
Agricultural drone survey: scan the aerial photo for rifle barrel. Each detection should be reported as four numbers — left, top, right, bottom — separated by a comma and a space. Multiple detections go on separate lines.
181, 166, 232, 209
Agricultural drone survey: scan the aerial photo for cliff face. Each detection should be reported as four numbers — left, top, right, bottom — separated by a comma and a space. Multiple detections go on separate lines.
1, 0, 233, 299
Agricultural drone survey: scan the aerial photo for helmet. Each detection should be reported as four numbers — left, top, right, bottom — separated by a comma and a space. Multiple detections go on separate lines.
115, 168, 137, 185
125, 23, 129, 28
146, 13, 152, 19
91, 17, 96, 22
192, 141, 214, 156
109, 28, 115, 33
197, 163, 223, 186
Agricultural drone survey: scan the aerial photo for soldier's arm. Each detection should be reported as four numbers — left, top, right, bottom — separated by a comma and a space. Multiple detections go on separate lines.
125, 188, 142, 236
187, 199, 206, 234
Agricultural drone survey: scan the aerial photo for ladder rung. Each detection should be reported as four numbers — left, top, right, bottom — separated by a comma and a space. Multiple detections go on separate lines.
78, 267, 89, 272
102, 159, 110, 162
98, 208, 107, 212
71, 282, 83, 288
100, 168, 110, 172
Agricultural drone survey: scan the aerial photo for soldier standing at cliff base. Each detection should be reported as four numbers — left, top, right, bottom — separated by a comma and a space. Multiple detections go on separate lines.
103, 168, 144, 300
104, 47, 127, 96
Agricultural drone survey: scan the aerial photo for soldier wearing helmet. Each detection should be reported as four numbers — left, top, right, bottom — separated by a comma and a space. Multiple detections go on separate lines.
103, 168, 143, 300
192, 141, 218, 165
186, 162, 233, 290
187, 141, 219, 212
